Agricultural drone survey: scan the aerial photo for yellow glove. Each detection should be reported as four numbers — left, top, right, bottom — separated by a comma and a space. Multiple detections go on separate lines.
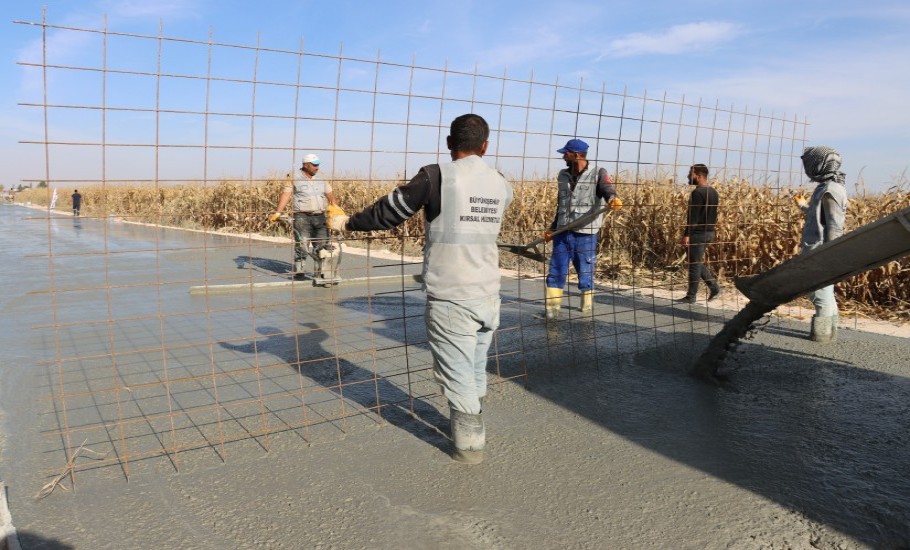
608, 197, 623, 211
543, 230, 553, 242
326, 205, 349, 232
794, 195, 809, 209
268, 212, 282, 223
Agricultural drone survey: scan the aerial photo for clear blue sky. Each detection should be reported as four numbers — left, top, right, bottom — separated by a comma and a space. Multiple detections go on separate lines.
2, 0, 908, 191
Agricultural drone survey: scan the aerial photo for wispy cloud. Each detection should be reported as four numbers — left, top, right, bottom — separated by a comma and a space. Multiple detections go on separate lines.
479, 32, 563, 71
99, 0, 200, 20
669, 39, 910, 186
416, 19, 432, 35
15, 1, 202, 99
674, 44, 910, 136
600, 21, 742, 58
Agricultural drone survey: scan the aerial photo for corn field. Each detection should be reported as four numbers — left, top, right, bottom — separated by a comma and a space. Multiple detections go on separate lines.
17, 177, 910, 321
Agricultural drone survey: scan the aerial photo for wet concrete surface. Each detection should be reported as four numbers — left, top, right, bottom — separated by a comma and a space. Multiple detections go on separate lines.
1, 204, 909, 549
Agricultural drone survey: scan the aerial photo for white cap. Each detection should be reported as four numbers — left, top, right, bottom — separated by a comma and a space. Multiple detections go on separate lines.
302, 153, 320, 166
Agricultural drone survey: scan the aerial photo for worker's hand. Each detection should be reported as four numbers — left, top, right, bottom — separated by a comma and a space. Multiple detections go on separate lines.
794, 195, 809, 209
543, 230, 553, 242
326, 205, 349, 233
608, 197, 623, 211
268, 212, 282, 223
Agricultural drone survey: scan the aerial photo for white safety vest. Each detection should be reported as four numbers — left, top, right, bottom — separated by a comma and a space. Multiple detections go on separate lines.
290, 173, 331, 213
555, 165, 607, 234
423, 155, 512, 300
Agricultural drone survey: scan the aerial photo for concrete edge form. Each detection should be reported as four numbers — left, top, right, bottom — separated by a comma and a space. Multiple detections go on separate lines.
188, 273, 424, 294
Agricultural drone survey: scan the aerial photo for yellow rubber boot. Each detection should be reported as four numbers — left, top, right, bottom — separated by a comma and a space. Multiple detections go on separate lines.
545, 287, 563, 320
580, 290, 593, 313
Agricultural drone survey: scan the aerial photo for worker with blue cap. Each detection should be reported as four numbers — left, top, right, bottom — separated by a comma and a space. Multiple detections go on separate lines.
542, 138, 622, 320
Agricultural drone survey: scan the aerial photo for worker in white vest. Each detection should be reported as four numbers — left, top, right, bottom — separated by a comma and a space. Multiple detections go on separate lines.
270, 154, 338, 275
543, 138, 622, 320
328, 114, 513, 465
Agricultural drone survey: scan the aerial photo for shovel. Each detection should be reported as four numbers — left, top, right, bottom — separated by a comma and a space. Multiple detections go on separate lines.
498, 206, 612, 263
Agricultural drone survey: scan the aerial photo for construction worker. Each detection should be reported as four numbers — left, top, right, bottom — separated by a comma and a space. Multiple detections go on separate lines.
542, 139, 622, 320
71, 189, 82, 216
270, 154, 338, 274
677, 164, 721, 304
328, 114, 512, 464
795, 146, 848, 342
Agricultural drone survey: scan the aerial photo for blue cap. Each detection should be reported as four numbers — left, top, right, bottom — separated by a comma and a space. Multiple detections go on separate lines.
557, 138, 589, 154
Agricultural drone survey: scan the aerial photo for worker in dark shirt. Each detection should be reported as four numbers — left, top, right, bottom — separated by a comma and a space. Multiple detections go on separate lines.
678, 164, 721, 304
71, 189, 82, 216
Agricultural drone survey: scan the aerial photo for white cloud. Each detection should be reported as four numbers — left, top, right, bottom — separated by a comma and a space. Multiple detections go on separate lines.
601, 21, 742, 58
99, 0, 200, 20
668, 41, 910, 188
477, 28, 567, 72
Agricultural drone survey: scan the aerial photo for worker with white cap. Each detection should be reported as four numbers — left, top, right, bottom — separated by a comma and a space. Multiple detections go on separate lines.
271, 153, 339, 275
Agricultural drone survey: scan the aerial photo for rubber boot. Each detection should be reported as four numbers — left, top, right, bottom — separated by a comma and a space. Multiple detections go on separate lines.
545, 287, 563, 321
580, 290, 594, 313
314, 254, 325, 281
809, 315, 838, 343
450, 409, 485, 464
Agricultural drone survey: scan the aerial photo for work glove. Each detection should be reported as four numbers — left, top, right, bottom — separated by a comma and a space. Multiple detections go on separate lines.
326, 205, 349, 232
543, 230, 553, 242
608, 197, 623, 211
794, 195, 809, 209
268, 212, 282, 223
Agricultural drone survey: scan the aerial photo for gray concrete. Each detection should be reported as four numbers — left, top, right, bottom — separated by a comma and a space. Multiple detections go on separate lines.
1, 204, 908, 549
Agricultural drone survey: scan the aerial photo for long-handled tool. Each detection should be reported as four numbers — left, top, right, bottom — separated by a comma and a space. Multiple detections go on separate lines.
270, 214, 343, 285
692, 204, 910, 381
497, 206, 612, 263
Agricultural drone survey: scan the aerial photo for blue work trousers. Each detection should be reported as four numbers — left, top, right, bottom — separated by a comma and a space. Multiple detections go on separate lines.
545, 231, 598, 291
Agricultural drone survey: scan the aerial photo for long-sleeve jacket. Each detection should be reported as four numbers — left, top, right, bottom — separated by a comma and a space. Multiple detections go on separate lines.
684, 185, 719, 236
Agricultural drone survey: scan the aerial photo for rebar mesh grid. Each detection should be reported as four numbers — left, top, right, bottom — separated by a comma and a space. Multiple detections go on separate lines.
14, 13, 816, 484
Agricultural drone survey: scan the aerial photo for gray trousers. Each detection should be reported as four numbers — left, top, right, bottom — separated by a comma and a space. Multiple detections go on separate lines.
685, 231, 719, 297
293, 212, 328, 262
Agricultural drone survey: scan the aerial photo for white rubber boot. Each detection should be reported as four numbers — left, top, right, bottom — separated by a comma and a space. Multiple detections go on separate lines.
809, 315, 838, 343
580, 290, 593, 313
450, 409, 485, 464
545, 287, 563, 321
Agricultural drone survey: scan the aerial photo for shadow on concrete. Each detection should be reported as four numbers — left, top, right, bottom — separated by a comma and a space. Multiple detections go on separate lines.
218, 320, 450, 456
524, 328, 910, 547
13, 530, 76, 549
337, 287, 910, 547
233, 255, 290, 275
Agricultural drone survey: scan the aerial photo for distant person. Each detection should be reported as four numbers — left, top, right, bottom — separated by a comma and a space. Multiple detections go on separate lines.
542, 138, 622, 320
795, 146, 847, 342
269, 154, 338, 274
677, 164, 721, 304
70, 189, 81, 216
327, 114, 513, 464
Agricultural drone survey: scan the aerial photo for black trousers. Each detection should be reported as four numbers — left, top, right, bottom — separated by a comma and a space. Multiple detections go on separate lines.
685, 231, 719, 297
